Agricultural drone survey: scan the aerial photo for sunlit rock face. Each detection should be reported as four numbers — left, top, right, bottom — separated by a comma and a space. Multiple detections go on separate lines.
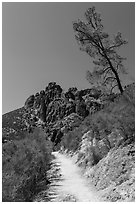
24, 82, 64, 129
76, 127, 125, 168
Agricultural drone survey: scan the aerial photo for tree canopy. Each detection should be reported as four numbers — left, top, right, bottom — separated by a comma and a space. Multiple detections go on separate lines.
73, 6, 127, 93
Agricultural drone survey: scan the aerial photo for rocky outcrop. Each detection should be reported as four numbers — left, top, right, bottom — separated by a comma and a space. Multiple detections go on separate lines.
23, 82, 134, 154
23, 83, 64, 130
49, 113, 82, 148
60, 113, 82, 134
23, 82, 104, 134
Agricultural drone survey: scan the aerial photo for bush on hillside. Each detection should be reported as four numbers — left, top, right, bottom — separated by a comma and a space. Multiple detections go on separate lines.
61, 127, 83, 152
60, 86, 135, 157
2, 128, 52, 202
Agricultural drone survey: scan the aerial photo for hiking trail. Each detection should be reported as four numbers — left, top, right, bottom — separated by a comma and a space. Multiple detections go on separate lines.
36, 151, 102, 202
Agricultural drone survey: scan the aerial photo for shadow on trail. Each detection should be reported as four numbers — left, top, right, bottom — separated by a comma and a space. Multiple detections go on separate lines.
33, 153, 65, 202
34, 152, 103, 202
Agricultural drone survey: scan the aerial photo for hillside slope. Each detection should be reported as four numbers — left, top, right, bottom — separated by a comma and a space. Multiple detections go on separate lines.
2, 82, 135, 202
2, 107, 26, 142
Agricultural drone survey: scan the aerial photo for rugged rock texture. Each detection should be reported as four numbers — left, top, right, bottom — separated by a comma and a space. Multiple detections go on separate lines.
1, 82, 104, 146
23, 82, 105, 140
24, 82, 105, 124
60, 113, 82, 133
84, 144, 135, 202
48, 113, 82, 148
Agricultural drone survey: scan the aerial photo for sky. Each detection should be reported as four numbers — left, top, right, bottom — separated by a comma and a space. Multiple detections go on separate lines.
2, 2, 135, 114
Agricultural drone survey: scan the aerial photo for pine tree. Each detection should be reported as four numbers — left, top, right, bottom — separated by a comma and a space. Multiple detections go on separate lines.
73, 7, 127, 93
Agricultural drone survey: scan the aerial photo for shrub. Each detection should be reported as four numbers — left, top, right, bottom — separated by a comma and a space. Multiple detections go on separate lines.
60, 85, 135, 160
2, 128, 52, 202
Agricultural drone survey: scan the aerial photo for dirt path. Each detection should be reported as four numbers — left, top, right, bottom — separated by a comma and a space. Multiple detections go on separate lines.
43, 152, 103, 202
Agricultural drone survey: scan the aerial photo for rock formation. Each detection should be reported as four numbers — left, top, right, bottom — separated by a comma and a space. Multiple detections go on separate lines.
23, 82, 105, 141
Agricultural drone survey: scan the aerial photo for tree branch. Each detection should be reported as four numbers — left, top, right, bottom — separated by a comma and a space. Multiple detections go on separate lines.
103, 76, 116, 84
110, 84, 118, 93
75, 28, 103, 51
103, 66, 111, 73
109, 43, 123, 50
103, 69, 112, 79
88, 17, 96, 29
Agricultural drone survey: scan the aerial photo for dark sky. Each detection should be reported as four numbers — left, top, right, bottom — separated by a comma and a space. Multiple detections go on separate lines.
2, 2, 135, 114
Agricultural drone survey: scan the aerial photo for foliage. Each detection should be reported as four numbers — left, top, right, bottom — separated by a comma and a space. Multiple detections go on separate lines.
61, 127, 83, 152
73, 6, 127, 93
60, 84, 135, 153
2, 128, 52, 202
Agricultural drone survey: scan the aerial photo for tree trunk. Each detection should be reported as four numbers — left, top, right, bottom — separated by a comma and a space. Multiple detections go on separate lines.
112, 68, 124, 93
105, 54, 124, 94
